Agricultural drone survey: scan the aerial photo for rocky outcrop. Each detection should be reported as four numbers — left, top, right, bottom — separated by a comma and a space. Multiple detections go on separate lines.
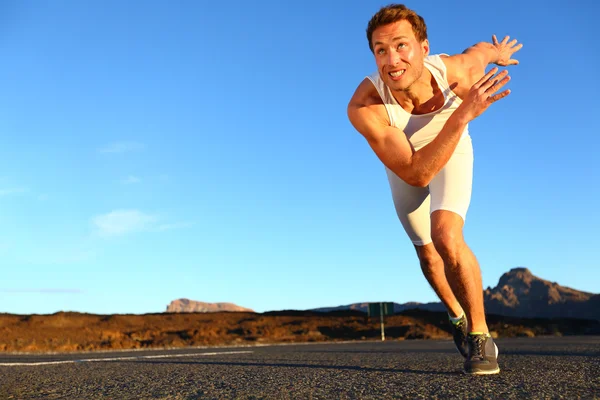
483, 267, 597, 320
166, 299, 254, 313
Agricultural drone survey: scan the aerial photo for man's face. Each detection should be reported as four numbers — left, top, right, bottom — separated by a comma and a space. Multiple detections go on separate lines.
371, 20, 429, 92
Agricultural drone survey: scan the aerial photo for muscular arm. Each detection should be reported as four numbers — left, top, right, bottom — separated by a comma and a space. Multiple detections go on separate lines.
347, 79, 468, 187
448, 42, 501, 78
443, 36, 522, 96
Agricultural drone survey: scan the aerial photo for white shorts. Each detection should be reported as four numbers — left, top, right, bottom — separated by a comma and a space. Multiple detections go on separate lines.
385, 137, 474, 246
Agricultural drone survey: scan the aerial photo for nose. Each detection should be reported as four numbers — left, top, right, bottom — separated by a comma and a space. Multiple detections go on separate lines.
387, 49, 400, 66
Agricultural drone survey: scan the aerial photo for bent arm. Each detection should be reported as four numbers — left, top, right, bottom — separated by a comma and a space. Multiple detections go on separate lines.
347, 79, 468, 187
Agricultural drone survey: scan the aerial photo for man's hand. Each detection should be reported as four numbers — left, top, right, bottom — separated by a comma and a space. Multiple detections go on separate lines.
455, 67, 511, 123
492, 35, 523, 66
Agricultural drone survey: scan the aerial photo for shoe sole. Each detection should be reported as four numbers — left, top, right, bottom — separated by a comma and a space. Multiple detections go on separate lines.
463, 367, 500, 375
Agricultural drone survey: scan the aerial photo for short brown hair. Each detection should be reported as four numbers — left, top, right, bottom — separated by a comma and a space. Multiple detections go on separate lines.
366, 4, 428, 53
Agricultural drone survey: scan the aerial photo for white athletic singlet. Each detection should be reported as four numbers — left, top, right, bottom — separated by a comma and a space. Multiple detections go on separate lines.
366, 54, 474, 246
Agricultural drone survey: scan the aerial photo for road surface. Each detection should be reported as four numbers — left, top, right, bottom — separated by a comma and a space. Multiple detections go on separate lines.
0, 336, 598, 399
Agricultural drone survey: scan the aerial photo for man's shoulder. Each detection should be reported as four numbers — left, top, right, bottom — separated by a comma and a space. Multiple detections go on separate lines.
425, 53, 451, 70
350, 77, 384, 108
434, 53, 469, 75
428, 53, 450, 59
431, 53, 470, 84
348, 77, 391, 132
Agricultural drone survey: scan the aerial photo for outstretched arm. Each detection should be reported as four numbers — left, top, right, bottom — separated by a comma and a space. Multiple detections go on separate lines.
442, 35, 522, 97
463, 35, 523, 70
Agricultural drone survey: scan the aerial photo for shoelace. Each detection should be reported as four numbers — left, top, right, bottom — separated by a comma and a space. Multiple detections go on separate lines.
469, 335, 486, 360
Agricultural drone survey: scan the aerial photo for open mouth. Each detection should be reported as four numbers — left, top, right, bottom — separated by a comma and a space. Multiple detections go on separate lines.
389, 69, 405, 79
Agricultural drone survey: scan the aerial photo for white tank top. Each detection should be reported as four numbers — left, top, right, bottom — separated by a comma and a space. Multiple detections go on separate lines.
366, 54, 471, 152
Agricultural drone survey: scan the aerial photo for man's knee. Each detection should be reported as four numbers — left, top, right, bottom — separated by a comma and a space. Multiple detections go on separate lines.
431, 228, 465, 265
414, 244, 443, 271
430, 210, 466, 263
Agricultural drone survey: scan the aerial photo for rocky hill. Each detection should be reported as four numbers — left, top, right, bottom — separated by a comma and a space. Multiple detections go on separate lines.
166, 299, 254, 313
312, 268, 599, 320
483, 267, 597, 319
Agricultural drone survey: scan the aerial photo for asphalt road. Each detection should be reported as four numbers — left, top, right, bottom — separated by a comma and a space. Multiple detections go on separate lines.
0, 336, 598, 399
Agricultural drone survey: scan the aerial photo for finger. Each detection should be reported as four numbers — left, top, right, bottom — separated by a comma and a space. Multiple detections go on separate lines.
510, 43, 524, 53
474, 67, 499, 88
509, 59, 519, 65
480, 70, 509, 92
501, 35, 510, 44
480, 72, 508, 93
492, 34, 499, 45
485, 75, 511, 95
489, 89, 511, 103
507, 39, 518, 47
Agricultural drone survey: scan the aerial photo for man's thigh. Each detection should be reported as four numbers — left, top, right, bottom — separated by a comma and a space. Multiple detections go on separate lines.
385, 167, 432, 245
428, 147, 474, 223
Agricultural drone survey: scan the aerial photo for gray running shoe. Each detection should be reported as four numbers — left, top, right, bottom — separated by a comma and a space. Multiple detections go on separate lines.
463, 333, 500, 375
449, 314, 468, 358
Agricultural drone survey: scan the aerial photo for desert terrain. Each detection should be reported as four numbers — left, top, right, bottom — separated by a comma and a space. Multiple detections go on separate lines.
3, 267, 598, 354
1, 309, 598, 354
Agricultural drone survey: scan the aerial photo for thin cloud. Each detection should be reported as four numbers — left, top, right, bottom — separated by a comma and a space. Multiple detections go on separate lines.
121, 175, 142, 185
0, 187, 28, 197
0, 288, 83, 294
98, 141, 145, 154
92, 209, 157, 237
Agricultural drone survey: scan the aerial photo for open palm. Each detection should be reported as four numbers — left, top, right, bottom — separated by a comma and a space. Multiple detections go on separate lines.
492, 35, 523, 66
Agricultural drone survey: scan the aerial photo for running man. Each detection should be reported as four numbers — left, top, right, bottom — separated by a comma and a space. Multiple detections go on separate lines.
347, 4, 522, 375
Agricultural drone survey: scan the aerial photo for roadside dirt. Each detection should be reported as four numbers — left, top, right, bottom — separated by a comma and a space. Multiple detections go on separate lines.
0, 310, 597, 353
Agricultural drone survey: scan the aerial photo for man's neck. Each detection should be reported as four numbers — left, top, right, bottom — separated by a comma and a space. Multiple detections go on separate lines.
393, 69, 443, 115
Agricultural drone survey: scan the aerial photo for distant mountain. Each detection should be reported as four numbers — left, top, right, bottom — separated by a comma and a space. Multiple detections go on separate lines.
312, 268, 599, 320
166, 299, 254, 313
483, 267, 597, 320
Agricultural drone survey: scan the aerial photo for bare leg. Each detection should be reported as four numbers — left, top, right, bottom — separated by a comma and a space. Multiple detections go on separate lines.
430, 210, 488, 333
414, 243, 463, 318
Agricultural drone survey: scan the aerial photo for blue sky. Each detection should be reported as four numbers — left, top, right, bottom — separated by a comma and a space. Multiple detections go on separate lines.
0, 1, 598, 315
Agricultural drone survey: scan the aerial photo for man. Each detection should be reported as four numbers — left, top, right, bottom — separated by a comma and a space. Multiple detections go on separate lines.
347, 4, 522, 375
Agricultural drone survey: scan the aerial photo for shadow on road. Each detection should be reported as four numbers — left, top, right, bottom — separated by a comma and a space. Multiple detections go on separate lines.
295, 349, 456, 355
499, 350, 600, 357
297, 349, 600, 357
131, 360, 461, 376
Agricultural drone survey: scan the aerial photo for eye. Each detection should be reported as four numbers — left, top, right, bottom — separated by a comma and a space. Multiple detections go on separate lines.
398, 43, 407, 49
376, 48, 385, 55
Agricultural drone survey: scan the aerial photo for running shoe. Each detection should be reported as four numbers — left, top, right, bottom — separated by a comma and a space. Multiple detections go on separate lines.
463, 332, 500, 375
